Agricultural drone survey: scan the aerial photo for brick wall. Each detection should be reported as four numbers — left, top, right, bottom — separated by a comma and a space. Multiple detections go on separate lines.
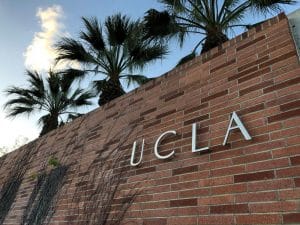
0, 13, 300, 225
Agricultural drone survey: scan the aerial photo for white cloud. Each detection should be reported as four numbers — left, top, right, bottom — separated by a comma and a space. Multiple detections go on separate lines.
24, 5, 78, 72
0, 111, 39, 152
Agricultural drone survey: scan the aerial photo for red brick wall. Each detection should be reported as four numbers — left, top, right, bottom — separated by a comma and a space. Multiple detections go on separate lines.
1, 13, 300, 225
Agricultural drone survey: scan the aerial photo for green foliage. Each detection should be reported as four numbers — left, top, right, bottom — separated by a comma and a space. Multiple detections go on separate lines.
29, 173, 38, 180
21, 172, 46, 225
56, 13, 168, 105
0, 178, 23, 224
0, 146, 34, 225
48, 156, 60, 167
4, 70, 95, 136
21, 166, 68, 225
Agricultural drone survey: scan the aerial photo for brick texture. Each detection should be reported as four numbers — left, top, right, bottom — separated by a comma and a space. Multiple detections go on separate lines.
0, 13, 300, 225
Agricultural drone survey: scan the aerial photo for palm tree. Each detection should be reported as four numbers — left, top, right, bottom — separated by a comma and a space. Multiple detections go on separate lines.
144, 0, 294, 62
4, 70, 95, 136
56, 14, 168, 106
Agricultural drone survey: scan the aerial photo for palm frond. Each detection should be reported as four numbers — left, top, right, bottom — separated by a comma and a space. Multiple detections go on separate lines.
46, 73, 60, 97
5, 106, 35, 118
121, 74, 153, 88
159, 0, 186, 12
176, 51, 196, 67
5, 86, 30, 97
105, 14, 132, 45
245, 20, 264, 30
56, 37, 93, 63
4, 69, 95, 135
129, 43, 168, 70
66, 113, 83, 122
248, 0, 296, 14
220, 1, 248, 28
80, 17, 106, 51
153, 0, 294, 54
59, 69, 86, 92
4, 86, 41, 110
143, 9, 185, 44
55, 13, 167, 105
4, 97, 36, 108
72, 92, 95, 106
26, 70, 44, 92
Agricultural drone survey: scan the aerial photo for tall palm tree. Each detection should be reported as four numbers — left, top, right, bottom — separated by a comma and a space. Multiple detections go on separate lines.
56, 14, 168, 105
4, 70, 95, 136
144, 0, 294, 62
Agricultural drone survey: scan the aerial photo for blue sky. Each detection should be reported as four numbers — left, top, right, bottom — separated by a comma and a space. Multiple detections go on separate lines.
0, 0, 299, 149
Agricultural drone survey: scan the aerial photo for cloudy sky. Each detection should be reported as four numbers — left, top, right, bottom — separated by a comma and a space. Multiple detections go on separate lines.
0, 0, 298, 151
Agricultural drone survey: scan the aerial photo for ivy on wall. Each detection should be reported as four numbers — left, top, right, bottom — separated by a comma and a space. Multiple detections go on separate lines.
0, 110, 141, 225
0, 141, 68, 225
68, 121, 140, 225
21, 165, 68, 225
79, 151, 138, 225
20, 172, 46, 225
0, 145, 35, 225
0, 155, 7, 170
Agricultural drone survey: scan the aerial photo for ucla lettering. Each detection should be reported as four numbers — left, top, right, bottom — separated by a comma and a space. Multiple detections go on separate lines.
130, 111, 251, 166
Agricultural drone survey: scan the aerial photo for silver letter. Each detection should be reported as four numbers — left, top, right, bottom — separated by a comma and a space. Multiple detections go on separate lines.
192, 123, 209, 153
223, 111, 252, 146
130, 139, 145, 166
154, 130, 176, 159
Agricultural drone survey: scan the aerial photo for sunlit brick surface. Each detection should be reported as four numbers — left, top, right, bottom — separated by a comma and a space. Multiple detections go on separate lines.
0, 13, 299, 225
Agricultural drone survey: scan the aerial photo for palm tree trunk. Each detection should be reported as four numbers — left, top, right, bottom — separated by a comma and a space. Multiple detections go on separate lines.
98, 79, 125, 106
201, 31, 228, 54
40, 114, 59, 136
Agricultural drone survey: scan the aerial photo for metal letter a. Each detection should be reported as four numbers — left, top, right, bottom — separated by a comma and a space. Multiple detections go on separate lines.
223, 112, 252, 146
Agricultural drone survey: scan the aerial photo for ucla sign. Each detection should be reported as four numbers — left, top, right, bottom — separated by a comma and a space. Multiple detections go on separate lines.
130, 111, 252, 166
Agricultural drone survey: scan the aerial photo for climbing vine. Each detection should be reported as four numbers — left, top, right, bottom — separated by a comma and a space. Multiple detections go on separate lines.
0, 144, 36, 225
0, 154, 6, 170
68, 117, 140, 225
20, 172, 46, 225
20, 118, 89, 224
0, 109, 142, 225
80, 150, 138, 225
22, 165, 68, 225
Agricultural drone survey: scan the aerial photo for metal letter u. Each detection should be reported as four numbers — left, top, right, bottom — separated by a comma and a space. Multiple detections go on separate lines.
130, 139, 145, 166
